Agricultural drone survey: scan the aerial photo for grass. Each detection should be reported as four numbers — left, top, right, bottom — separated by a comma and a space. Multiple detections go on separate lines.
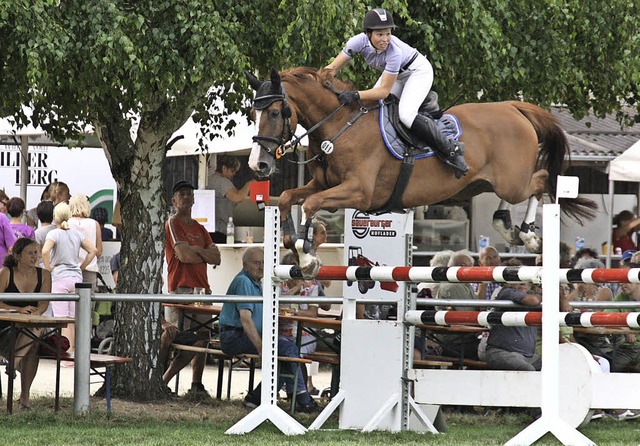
1, 397, 640, 445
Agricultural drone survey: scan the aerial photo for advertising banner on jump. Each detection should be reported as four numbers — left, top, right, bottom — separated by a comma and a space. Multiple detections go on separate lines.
342, 208, 413, 304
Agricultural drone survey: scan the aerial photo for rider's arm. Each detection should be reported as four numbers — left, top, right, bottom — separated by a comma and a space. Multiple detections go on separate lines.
358, 71, 397, 101
325, 52, 351, 73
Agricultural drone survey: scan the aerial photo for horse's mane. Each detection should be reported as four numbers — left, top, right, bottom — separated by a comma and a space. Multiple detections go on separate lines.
280, 66, 354, 92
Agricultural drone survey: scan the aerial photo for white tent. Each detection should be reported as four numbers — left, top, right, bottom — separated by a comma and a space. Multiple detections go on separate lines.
609, 139, 640, 182
606, 139, 640, 265
166, 115, 255, 157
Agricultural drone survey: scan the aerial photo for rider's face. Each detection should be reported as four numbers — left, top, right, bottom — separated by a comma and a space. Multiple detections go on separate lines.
369, 28, 392, 51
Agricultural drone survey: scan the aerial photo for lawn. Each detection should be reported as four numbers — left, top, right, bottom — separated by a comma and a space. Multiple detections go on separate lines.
1, 397, 639, 445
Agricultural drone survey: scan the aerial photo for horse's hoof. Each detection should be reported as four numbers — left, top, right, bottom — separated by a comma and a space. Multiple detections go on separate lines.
299, 257, 320, 279
520, 231, 542, 254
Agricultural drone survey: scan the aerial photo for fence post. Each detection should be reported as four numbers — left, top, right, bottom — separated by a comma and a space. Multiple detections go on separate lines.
74, 282, 92, 414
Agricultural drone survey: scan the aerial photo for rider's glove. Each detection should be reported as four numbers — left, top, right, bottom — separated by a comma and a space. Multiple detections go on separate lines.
338, 90, 360, 105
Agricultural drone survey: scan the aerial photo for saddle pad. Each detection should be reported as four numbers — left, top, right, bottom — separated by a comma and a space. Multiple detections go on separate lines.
379, 101, 462, 160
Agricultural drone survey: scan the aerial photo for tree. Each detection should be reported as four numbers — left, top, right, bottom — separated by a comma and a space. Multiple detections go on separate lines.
1, 0, 638, 400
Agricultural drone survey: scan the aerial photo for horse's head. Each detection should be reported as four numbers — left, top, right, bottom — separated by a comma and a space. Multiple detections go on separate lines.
246, 68, 297, 178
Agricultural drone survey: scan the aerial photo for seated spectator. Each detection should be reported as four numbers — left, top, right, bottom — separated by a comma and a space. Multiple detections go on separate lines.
612, 210, 640, 253
473, 246, 502, 300
485, 281, 542, 371
7, 198, 35, 240
572, 247, 599, 267
603, 276, 640, 372
433, 251, 481, 360
0, 237, 52, 409
0, 210, 18, 266
219, 246, 320, 412
278, 252, 331, 395
416, 249, 454, 298
90, 206, 114, 241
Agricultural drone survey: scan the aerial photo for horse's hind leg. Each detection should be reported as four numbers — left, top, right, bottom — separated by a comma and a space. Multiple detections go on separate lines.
518, 196, 541, 253
492, 200, 524, 245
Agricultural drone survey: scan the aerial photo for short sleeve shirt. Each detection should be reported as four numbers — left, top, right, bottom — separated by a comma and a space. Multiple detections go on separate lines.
165, 216, 212, 292
206, 173, 235, 233
343, 33, 418, 75
220, 270, 263, 334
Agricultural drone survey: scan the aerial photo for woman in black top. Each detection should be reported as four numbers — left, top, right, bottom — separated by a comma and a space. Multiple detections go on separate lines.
0, 237, 52, 409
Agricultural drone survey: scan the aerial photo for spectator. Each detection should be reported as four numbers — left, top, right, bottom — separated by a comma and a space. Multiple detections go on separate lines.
612, 210, 640, 253
559, 242, 572, 268
68, 195, 103, 291
604, 276, 640, 372
620, 250, 637, 268
473, 245, 502, 300
7, 197, 35, 240
34, 200, 55, 268
90, 206, 113, 241
572, 247, 599, 267
41, 202, 98, 352
161, 180, 221, 397
110, 251, 120, 286
278, 252, 330, 396
434, 251, 481, 360
219, 246, 320, 412
51, 181, 70, 206
416, 249, 454, 298
205, 155, 254, 243
485, 281, 542, 371
25, 186, 52, 229
0, 189, 9, 215
0, 237, 52, 409
0, 211, 17, 266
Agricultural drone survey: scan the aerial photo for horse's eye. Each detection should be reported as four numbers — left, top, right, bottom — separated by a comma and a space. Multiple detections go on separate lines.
269, 109, 280, 119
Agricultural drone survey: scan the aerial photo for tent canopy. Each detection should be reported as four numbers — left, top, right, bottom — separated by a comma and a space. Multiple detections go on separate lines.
609, 139, 640, 182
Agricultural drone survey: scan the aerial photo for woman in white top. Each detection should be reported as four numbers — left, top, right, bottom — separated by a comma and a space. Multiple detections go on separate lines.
42, 202, 98, 351
68, 194, 103, 290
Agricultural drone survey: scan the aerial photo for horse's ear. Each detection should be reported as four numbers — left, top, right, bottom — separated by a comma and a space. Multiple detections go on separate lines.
270, 68, 281, 90
246, 71, 263, 91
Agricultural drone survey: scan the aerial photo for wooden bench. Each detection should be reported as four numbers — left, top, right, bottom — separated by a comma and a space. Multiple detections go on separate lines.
424, 354, 489, 369
413, 359, 454, 369
302, 352, 340, 399
65, 352, 132, 412
170, 343, 311, 408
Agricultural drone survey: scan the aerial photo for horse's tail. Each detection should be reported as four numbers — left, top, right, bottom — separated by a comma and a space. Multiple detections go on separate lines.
512, 102, 597, 224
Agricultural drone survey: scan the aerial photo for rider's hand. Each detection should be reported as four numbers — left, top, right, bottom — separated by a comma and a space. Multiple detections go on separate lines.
338, 90, 360, 105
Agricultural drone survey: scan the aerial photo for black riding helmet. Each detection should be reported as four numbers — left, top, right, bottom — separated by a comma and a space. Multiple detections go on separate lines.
362, 8, 396, 32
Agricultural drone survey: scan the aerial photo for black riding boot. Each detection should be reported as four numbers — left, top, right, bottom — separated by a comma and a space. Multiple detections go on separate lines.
410, 114, 469, 178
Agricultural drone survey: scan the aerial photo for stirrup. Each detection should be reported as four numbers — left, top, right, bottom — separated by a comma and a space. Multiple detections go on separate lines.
442, 156, 469, 179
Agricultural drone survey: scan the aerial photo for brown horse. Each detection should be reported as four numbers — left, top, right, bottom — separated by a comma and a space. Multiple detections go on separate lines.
247, 67, 595, 271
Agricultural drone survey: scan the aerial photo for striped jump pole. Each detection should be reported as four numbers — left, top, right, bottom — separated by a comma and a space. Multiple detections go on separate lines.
275, 265, 640, 284
405, 310, 640, 328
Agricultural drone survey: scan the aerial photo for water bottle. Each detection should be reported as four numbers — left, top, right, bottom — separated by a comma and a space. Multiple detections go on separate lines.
226, 217, 235, 244
575, 236, 585, 253
479, 235, 489, 250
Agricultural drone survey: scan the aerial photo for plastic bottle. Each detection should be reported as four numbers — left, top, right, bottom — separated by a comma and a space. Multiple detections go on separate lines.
575, 236, 585, 253
479, 235, 489, 250
226, 217, 235, 244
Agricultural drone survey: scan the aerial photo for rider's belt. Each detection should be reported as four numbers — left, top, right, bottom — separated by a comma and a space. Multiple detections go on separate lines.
400, 53, 419, 72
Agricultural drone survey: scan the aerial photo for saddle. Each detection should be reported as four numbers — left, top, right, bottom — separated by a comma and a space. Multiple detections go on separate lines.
372, 93, 462, 215
379, 93, 462, 160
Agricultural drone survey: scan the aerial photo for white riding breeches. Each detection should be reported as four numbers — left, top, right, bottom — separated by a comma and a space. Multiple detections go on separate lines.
375, 53, 434, 128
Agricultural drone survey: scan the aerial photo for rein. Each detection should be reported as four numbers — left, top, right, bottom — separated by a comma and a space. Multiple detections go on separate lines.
257, 80, 383, 165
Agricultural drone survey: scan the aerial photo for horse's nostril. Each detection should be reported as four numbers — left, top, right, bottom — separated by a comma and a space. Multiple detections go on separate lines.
259, 162, 270, 172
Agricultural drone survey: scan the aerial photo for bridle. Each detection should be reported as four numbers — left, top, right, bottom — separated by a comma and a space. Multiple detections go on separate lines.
251, 80, 383, 165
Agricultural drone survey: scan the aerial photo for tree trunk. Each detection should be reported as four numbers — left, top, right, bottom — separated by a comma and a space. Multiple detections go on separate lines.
96, 120, 172, 400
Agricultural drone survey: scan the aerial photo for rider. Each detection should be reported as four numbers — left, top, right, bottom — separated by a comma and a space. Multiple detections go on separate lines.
325, 8, 469, 178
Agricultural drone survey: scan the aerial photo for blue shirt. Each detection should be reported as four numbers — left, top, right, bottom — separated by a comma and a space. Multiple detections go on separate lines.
220, 269, 263, 334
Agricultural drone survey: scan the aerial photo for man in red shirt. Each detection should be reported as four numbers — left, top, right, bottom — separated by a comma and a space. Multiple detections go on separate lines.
161, 180, 221, 397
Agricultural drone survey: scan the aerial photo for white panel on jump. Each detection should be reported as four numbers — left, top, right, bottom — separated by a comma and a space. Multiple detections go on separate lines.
410, 343, 597, 429
339, 319, 405, 431
591, 373, 640, 409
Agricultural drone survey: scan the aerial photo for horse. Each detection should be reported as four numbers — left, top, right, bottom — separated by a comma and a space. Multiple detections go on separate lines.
246, 67, 596, 273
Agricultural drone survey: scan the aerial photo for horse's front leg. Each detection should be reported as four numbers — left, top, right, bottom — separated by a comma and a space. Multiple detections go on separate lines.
295, 180, 372, 277
278, 180, 323, 249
